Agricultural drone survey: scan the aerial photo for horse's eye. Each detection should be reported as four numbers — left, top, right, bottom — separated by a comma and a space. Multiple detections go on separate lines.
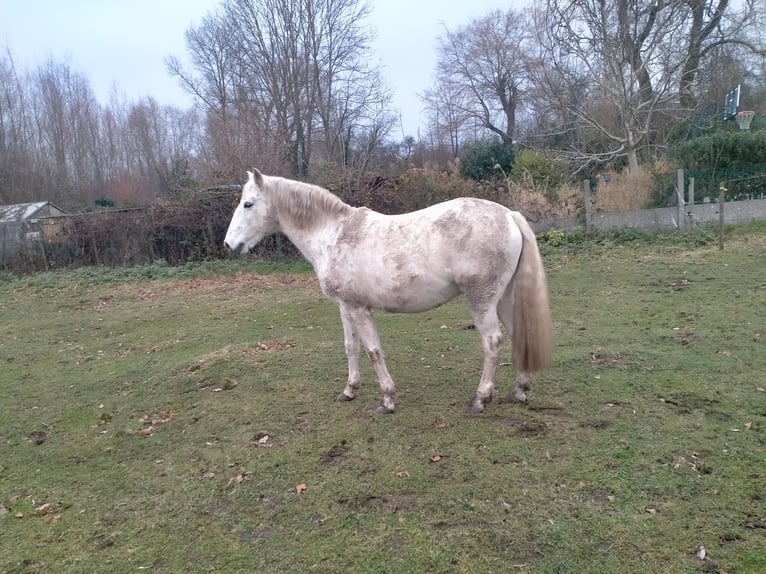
243, 201, 254, 209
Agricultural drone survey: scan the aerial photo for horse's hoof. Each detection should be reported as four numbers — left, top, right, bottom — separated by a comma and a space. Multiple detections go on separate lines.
507, 391, 528, 404
375, 404, 395, 414
466, 397, 486, 414
336, 392, 355, 402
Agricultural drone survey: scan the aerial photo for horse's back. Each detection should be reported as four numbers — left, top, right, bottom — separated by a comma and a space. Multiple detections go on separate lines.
320, 197, 524, 313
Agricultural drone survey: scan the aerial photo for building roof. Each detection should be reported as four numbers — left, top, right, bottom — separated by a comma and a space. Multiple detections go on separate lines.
0, 202, 69, 223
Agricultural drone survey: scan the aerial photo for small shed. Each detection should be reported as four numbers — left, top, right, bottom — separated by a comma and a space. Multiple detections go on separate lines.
0, 201, 70, 260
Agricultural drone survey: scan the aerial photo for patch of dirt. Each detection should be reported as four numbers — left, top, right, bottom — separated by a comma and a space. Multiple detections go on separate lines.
579, 418, 611, 430
673, 328, 696, 346
585, 487, 613, 504
647, 276, 693, 291
527, 404, 567, 415
339, 492, 418, 513
321, 443, 348, 463
117, 273, 317, 301
743, 513, 766, 531
589, 347, 639, 367
659, 393, 719, 414
92, 295, 116, 311
495, 416, 549, 436
184, 340, 296, 375
25, 430, 48, 445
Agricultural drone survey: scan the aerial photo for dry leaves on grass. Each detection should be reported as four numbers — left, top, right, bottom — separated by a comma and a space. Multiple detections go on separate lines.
5, 498, 60, 522
296, 483, 307, 494
211, 378, 239, 393
134, 410, 176, 437
227, 473, 251, 492
145, 340, 180, 354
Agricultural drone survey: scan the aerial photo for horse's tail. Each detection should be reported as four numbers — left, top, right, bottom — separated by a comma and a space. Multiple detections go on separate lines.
508, 212, 553, 372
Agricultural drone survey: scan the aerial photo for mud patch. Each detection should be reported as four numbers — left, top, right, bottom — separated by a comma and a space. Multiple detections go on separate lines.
340, 492, 418, 513
584, 487, 613, 504
659, 393, 719, 414
496, 416, 549, 436
25, 430, 48, 445
580, 418, 611, 430
648, 276, 693, 292
589, 347, 639, 367
321, 443, 348, 463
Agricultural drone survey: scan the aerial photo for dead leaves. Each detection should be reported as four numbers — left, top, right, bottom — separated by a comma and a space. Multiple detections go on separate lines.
295, 483, 307, 494
227, 473, 251, 489
1, 495, 61, 522
257, 433, 271, 446
211, 378, 239, 393
144, 339, 180, 354
134, 410, 176, 437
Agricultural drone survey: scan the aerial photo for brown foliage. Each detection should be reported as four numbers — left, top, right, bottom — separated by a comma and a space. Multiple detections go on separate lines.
3, 167, 584, 273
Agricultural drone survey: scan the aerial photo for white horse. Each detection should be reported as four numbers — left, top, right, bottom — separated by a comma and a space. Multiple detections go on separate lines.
224, 169, 552, 414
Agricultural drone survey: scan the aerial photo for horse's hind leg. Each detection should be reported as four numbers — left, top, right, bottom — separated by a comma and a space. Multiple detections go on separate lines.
341, 304, 396, 414
336, 305, 361, 402
467, 308, 503, 414
498, 289, 531, 403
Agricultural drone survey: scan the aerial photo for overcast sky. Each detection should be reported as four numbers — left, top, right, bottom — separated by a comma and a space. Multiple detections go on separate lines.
1, 0, 530, 136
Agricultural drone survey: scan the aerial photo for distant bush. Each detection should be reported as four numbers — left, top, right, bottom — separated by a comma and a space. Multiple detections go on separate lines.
674, 130, 766, 168
511, 149, 569, 190
652, 132, 766, 206
94, 197, 115, 208
460, 138, 514, 181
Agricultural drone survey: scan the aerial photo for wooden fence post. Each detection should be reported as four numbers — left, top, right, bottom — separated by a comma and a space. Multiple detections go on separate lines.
583, 179, 592, 233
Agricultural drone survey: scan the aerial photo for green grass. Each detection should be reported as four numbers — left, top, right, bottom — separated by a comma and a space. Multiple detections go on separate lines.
1, 227, 765, 573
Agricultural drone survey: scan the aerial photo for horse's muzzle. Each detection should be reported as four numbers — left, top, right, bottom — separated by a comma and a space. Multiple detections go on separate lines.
224, 241, 255, 255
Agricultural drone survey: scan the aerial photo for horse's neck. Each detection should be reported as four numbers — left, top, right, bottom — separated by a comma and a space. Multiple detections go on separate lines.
269, 182, 351, 267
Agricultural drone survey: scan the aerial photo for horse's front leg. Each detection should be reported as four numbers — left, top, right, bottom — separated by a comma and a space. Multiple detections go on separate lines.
336, 305, 361, 402
342, 304, 396, 414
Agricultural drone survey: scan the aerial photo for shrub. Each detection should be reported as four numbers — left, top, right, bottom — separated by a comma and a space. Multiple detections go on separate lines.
511, 149, 569, 190
460, 138, 514, 181
674, 130, 766, 168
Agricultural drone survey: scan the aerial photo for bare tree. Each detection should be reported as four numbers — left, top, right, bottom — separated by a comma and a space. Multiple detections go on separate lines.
421, 84, 471, 157
169, 0, 390, 179
0, 48, 34, 203
536, 0, 765, 173
677, 0, 766, 109
431, 9, 534, 148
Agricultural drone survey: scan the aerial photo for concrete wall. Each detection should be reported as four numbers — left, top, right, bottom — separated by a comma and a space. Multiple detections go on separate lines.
531, 197, 766, 233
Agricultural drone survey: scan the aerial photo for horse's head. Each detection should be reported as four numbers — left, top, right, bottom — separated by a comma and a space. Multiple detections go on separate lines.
224, 169, 279, 254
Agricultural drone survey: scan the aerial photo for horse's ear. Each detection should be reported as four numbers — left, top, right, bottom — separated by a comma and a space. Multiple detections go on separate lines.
252, 169, 264, 187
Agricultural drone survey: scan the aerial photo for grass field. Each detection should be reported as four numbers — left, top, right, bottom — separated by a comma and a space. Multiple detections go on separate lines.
1, 225, 765, 573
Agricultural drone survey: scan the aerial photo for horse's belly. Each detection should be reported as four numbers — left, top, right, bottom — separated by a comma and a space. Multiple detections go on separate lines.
322, 268, 459, 313
375, 278, 460, 313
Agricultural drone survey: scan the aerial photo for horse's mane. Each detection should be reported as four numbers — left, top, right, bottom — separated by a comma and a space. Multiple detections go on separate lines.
264, 176, 353, 230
